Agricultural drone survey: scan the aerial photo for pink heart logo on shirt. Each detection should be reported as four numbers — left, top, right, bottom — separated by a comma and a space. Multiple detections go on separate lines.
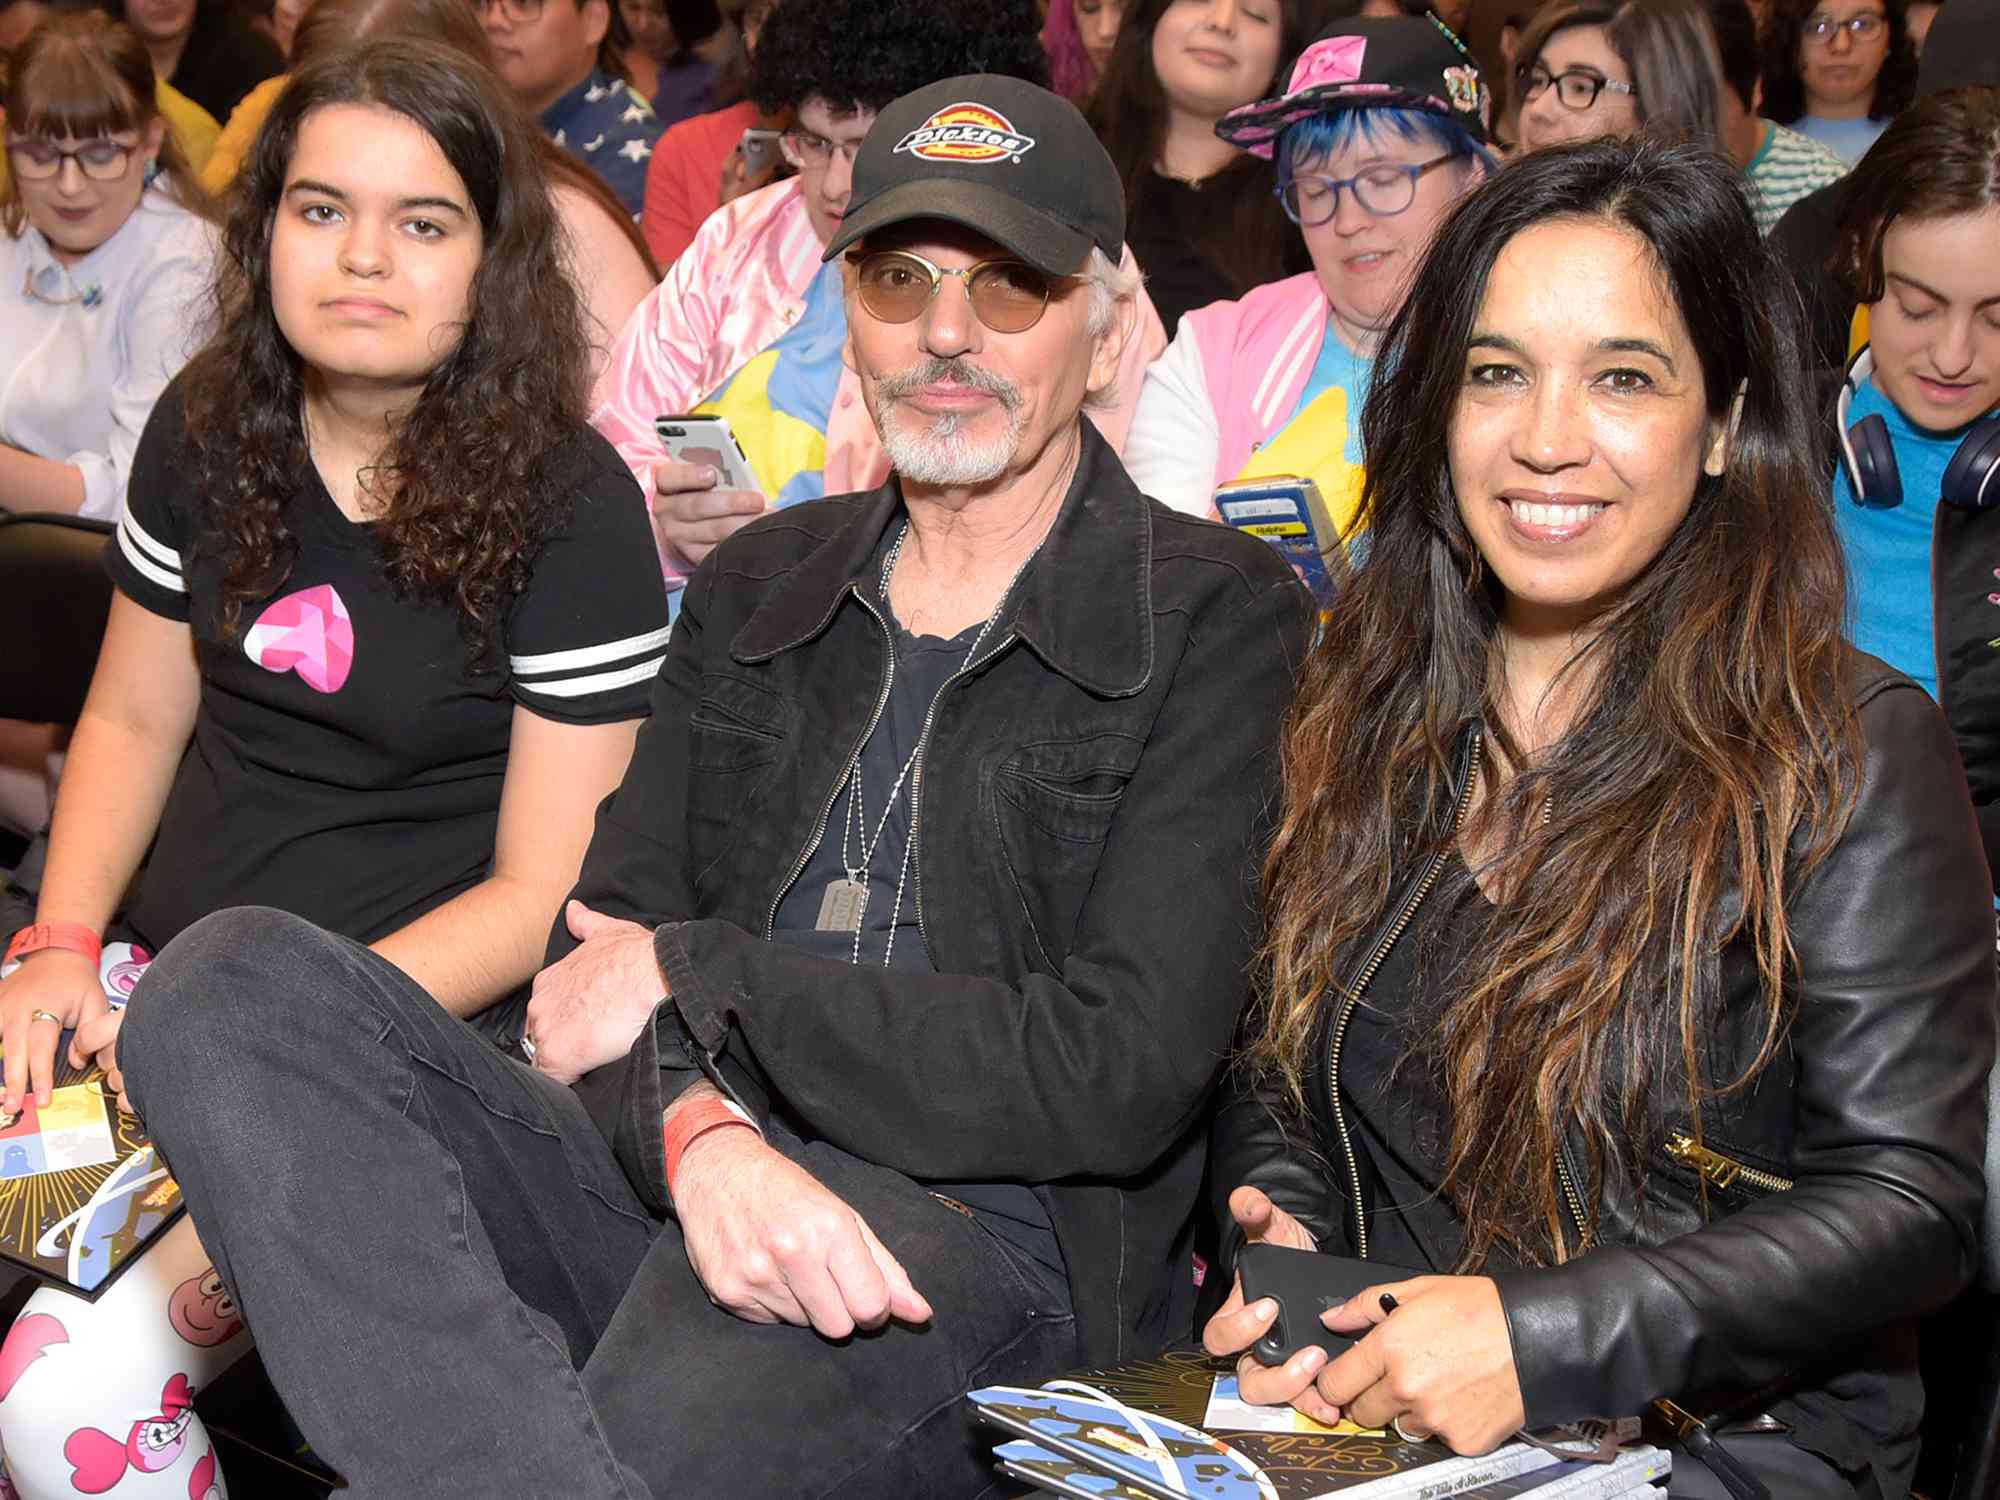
243, 584, 354, 694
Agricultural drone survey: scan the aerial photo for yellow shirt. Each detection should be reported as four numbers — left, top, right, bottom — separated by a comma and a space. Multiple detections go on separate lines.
199, 73, 288, 198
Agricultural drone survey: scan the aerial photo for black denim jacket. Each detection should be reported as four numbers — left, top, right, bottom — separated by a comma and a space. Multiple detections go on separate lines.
560, 424, 1312, 1367
1210, 661, 1994, 1490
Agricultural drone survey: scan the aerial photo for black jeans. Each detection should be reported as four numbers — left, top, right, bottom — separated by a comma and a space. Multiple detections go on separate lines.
121, 907, 1078, 1498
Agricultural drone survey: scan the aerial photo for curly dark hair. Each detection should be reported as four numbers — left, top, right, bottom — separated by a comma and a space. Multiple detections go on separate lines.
747, 0, 1047, 117
1760, 0, 1917, 124
177, 38, 594, 658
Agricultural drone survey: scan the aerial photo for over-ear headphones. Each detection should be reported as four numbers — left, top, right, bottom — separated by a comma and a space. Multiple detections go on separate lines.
1839, 348, 2000, 512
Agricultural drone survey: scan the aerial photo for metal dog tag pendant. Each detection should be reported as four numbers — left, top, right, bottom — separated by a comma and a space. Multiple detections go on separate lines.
815, 878, 868, 934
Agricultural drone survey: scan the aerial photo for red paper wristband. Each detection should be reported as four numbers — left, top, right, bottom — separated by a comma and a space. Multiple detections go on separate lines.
4, 922, 102, 970
662, 1096, 756, 1198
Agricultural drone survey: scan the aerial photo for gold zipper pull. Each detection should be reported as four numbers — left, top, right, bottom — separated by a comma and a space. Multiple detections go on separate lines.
1664, 1132, 1794, 1193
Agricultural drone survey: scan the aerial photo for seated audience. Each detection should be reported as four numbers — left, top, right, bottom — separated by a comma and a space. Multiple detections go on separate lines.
2, 11, 212, 522
476, 0, 663, 214
628, 0, 744, 125
1124, 16, 1493, 529
1043, 0, 1127, 104
118, 0, 284, 121
1767, 0, 1994, 370
1512, 0, 1721, 153
1203, 137, 1992, 1500
1088, 0, 1323, 335
1705, 0, 1847, 231
1, 0, 221, 181
116, 72, 1311, 1495
1760, 0, 1917, 164
0, 38, 666, 1497
597, 0, 1165, 595
637, 0, 777, 267
1828, 86, 2000, 881
614, 0, 670, 100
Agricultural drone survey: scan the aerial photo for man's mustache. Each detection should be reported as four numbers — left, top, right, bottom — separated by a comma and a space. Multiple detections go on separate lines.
876, 357, 1024, 413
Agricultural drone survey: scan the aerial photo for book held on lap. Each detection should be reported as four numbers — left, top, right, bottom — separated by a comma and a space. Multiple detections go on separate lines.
968, 1349, 1669, 1500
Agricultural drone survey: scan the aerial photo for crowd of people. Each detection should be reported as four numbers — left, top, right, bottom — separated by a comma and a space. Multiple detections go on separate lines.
0, 0, 1994, 1495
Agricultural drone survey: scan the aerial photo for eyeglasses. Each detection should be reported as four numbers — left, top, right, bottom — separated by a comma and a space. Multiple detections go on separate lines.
1802, 12, 1885, 43
845, 249, 1074, 334
1278, 154, 1463, 226
781, 127, 863, 171
6, 137, 139, 182
1515, 63, 1639, 110
470, 0, 546, 23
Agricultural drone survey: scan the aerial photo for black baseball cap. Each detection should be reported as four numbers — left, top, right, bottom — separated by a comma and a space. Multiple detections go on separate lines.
1217, 16, 1490, 159
821, 74, 1124, 276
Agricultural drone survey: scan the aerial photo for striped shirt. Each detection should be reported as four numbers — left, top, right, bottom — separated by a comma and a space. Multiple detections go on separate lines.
1746, 121, 1849, 235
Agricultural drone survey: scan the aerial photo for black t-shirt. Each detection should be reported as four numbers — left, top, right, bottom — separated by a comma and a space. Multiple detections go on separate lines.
1126, 175, 1237, 339
107, 383, 670, 951
770, 528, 1065, 1286
166, 6, 285, 123
1341, 862, 1508, 1273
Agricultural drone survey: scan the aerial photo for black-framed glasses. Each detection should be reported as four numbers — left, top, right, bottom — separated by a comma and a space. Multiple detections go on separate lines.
845, 249, 1073, 334
1515, 63, 1639, 110
1802, 11, 1885, 43
470, 0, 546, 23
6, 136, 138, 182
780, 127, 863, 170
1277, 154, 1463, 226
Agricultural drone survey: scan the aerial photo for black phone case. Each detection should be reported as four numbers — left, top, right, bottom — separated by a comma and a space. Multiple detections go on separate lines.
1237, 1244, 1419, 1366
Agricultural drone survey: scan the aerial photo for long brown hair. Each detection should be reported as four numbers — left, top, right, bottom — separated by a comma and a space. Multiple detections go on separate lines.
1, 11, 209, 236
179, 38, 594, 655
1514, 0, 1724, 148
1833, 86, 2000, 304
1087, 0, 1328, 300
1250, 139, 1860, 1268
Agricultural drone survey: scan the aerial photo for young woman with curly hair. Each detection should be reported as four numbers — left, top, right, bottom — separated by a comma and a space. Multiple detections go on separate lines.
1086, 0, 1330, 334
1201, 139, 1991, 1498
1760, 0, 1918, 164
0, 38, 667, 1497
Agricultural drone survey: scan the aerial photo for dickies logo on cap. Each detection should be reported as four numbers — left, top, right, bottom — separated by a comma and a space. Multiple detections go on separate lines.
893, 103, 1036, 165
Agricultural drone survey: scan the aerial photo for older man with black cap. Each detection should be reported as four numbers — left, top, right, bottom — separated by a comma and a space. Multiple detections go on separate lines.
117, 74, 1311, 1497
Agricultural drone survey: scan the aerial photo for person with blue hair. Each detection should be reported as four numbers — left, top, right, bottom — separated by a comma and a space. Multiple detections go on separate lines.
1121, 15, 1491, 535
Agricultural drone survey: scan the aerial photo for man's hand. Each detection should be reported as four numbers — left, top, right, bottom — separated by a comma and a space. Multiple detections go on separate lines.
1316, 1275, 1525, 1453
1199, 1185, 1344, 1425
672, 1122, 933, 1339
717, 143, 778, 207
651, 460, 765, 573
523, 901, 664, 1084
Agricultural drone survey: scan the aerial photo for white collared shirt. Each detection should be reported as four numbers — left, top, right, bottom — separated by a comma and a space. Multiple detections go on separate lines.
1, 186, 216, 521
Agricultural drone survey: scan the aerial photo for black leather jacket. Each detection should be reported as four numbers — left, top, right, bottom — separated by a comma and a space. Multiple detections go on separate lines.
561, 424, 1312, 1368
1211, 659, 1994, 1491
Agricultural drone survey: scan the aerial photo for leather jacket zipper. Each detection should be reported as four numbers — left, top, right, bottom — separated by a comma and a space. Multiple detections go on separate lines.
765, 585, 896, 940
909, 634, 1015, 963
1327, 734, 1484, 1261
1663, 1132, 1794, 1194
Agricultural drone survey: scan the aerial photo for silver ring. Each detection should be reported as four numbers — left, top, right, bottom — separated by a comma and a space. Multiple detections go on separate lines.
1393, 1415, 1429, 1444
28, 1010, 61, 1027
518, 1031, 538, 1063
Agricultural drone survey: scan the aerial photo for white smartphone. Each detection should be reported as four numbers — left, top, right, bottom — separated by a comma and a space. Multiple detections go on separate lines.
653, 414, 765, 497
737, 127, 783, 176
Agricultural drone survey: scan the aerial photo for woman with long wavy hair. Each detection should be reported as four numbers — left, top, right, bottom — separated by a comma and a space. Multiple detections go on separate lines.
0, 38, 667, 1497
1201, 138, 1992, 1499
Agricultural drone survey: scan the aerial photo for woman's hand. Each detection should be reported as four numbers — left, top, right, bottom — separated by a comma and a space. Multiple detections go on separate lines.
1317, 1275, 1526, 1454
523, 901, 667, 1084
1200, 1186, 1347, 1426
71, 1005, 130, 1116
717, 144, 778, 208
0, 950, 103, 1115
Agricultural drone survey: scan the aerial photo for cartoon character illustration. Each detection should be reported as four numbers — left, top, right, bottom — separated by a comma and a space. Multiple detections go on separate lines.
187, 1449, 222, 1500
169, 1270, 243, 1349
63, 1372, 196, 1494
0, 1312, 68, 1402
98, 943, 154, 1006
